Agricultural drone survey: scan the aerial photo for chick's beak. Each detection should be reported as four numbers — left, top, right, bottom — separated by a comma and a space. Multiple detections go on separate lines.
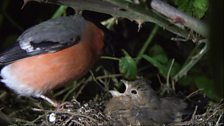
109, 80, 130, 97
120, 79, 129, 92
109, 90, 123, 97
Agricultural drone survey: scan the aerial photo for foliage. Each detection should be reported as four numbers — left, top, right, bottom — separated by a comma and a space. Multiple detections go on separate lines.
180, 73, 221, 100
171, 0, 209, 18
119, 52, 137, 80
0, 0, 222, 125
142, 44, 181, 78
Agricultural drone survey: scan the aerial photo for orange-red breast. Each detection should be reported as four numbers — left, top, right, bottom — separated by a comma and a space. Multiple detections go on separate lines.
0, 16, 104, 106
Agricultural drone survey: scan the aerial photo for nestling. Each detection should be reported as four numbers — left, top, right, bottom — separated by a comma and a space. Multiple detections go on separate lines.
104, 79, 186, 126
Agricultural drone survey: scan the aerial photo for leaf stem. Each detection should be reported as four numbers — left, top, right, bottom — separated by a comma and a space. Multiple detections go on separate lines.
51, 5, 67, 18
136, 25, 159, 63
100, 56, 120, 61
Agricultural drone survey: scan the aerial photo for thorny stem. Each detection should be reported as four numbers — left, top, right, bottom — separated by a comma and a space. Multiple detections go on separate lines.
104, 0, 193, 38
26, 0, 208, 40
150, 0, 208, 37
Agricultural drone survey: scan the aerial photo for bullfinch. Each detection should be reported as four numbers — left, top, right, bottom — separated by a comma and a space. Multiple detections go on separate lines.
0, 16, 104, 107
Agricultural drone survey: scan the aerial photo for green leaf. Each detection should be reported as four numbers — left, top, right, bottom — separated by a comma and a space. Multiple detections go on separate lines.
173, 0, 194, 15
119, 55, 137, 80
195, 75, 221, 100
143, 44, 181, 78
148, 44, 169, 64
171, 0, 208, 18
142, 55, 167, 76
193, 0, 208, 18
179, 76, 194, 86
142, 55, 180, 78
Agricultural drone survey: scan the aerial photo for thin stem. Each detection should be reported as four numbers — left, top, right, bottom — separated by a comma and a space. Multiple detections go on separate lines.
100, 56, 120, 61
136, 25, 159, 63
2, 11, 23, 31
51, 5, 67, 18
173, 39, 208, 81
166, 59, 175, 87
101, 17, 117, 29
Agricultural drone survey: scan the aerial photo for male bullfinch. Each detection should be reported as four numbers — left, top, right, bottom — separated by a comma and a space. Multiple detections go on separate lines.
0, 16, 104, 107
104, 79, 186, 125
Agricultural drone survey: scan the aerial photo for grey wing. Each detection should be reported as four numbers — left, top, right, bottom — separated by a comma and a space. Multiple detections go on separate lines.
0, 16, 87, 65
18, 16, 87, 55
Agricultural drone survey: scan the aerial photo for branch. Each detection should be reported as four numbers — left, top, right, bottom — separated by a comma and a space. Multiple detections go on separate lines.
150, 0, 208, 38
24, 0, 208, 40
104, 0, 192, 38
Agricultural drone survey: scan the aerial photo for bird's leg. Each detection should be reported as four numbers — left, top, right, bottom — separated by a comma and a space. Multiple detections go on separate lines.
39, 95, 59, 107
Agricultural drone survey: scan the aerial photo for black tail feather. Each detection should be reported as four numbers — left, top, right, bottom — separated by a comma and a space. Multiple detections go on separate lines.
0, 42, 28, 66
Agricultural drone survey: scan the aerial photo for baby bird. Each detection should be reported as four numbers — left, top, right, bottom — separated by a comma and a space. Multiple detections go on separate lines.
104, 79, 186, 126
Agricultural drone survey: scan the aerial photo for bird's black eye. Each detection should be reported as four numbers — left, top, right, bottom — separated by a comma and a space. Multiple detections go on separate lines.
131, 89, 137, 94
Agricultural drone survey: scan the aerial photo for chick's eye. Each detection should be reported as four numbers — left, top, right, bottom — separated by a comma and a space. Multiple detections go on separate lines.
131, 89, 137, 94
